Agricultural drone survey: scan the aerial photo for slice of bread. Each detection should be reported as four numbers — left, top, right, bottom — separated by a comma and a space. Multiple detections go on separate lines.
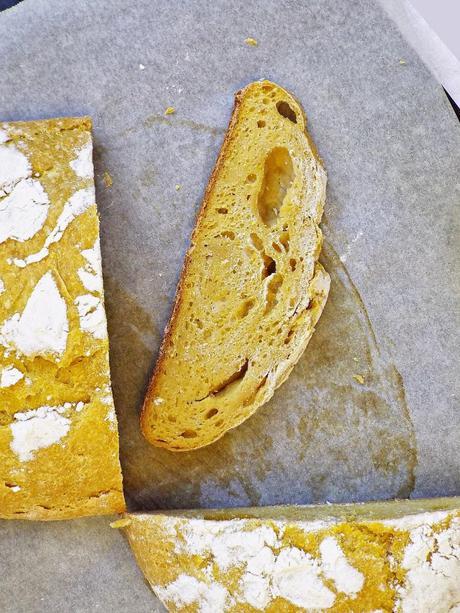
141, 80, 329, 451
122, 498, 460, 612
0, 117, 125, 519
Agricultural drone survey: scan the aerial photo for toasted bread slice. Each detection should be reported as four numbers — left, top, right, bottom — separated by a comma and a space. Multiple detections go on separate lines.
122, 498, 460, 612
141, 80, 329, 451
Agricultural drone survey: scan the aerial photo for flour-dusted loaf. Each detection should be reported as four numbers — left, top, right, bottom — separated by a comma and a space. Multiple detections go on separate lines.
0, 117, 125, 519
141, 80, 329, 451
123, 498, 460, 612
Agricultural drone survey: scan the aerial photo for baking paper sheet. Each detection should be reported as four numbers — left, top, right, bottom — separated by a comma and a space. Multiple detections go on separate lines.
1, 0, 459, 610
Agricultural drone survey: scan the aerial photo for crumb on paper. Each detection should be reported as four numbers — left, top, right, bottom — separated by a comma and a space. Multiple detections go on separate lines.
353, 357, 359, 362
175, 184, 182, 191
353, 374, 365, 385
110, 518, 132, 529
245, 37, 258, 47
139, 63, 145, 70
164, 106, 176, 116
399, 59, 406, 65
103, 171, 113, 188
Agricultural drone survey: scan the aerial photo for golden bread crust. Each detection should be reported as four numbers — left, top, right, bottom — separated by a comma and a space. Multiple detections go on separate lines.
0, 116, 125, 519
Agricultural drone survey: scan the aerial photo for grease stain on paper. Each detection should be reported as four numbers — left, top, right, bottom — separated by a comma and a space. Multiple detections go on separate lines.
104, 241, 417, 510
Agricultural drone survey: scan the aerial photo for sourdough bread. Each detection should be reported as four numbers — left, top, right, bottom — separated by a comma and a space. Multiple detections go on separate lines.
123, 498, 460, 612
141, 80, 329, 451
0, 117, 125, 519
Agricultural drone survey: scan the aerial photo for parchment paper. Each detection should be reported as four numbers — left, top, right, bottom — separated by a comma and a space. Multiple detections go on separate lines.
1, 0, 459, 611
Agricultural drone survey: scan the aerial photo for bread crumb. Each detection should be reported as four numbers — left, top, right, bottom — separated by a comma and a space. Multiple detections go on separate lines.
165, 107, 176, 116
245, 37, 258, 47
353, 374, 365, 385
399, 59, 406, 65
103, 171, 113, 188
175, 184, 182, 191
110, 518, 132, 529
139, 63, 145, 70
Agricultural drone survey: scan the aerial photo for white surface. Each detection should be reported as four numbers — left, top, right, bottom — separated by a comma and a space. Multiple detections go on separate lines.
396, 517, 460, 612
10, 405, 72, 463
411, 0, 460, 60
0, 141, 31, 195
319, 536, 365, 596
75, 293, 107, 339
78, 238, 103, 292
0, 365, 24, 388
0, 272, 69, 358
379, 0, 460, 105
70, 141, 94, 178
12, 186, 96, 267
0, 179, 50, 244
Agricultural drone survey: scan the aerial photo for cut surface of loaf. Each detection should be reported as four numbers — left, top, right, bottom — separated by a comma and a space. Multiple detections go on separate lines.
123, 497, 460, 612
0, 117, 125, 519
141, 80, 329, 451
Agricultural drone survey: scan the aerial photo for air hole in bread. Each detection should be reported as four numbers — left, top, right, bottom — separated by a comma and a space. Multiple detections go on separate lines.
279, 231, 290, 251
167, 415, 177, 423
262, 254, 276, 278
236, 298, 255, 318
250, 233, 264, 251
284, 329, 295, 345
264, 274, 283, 314
262, 84, 273, 92
246, 173, 257, 183
215, 419, 224, 427
272, 242, 282, 253
180, 430, 198, 438
205, 408, 219, 419
289, 258, 297, 271
214, 360, 248, 396
276, 100, 297, 124
5, 482, 18, 489
219, 230, 235, 240
257, 120, 266, 128
257, 147, 294, 227
263, 97, 270, 104
217, 207, 228, 214
198, 360, 249, 402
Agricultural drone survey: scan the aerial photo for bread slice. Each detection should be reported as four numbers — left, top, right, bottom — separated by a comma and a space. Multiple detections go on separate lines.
0, 117, 125, 519
141, 80, 329, 451
122, 498, 460, 612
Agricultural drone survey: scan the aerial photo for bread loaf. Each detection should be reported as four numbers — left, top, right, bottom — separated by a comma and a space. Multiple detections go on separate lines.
123, 498, 460, 612
141, 80, 329, 451
0, 117, 125, 519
